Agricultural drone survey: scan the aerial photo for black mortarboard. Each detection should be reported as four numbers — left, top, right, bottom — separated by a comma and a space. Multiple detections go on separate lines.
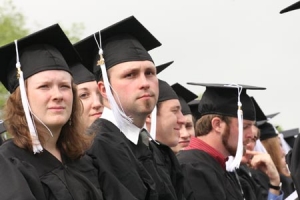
281, 128, 299, 148
266, 112, 280, 120
280, 0, 300, 14
0, 24, 78, 93
188, 99, 201, 120
157, 79, 178, 103
0, 120, 6, 134
156, 61, 173, 74
171, 83, 198, 115
70, 62, 95, 85
251, 97, 267, 126
74, 16, 161, 80
259, 122, 278, 141
187, 83, 266, 120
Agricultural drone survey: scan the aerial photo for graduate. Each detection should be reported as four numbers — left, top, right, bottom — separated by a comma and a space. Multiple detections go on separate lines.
75, 16, 180, 200
177, 83, 267, 199
235, 97, 285, 200
0, 24, 103, 200
70, 61, 103, 130
145, 79, 186, 200
170, 83, 197, 154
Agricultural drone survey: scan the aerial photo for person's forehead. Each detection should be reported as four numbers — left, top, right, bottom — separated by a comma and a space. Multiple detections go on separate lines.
159, 99, 181, 109
27, 70, 71, 81
109, 60, 156, 72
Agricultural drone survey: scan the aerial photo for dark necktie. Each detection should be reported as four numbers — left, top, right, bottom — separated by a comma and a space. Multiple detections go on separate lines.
139, 128, 150, 147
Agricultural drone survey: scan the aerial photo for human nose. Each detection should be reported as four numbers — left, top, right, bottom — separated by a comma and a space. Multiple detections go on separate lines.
177, 111, 185, 125
139, 74, 150, 89
52, 86, 63, 101
92, 92, 102, 110
180, 126, 190, 139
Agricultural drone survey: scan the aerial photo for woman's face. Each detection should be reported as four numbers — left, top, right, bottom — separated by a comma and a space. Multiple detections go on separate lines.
27, 70, 73, 132
278, 137, 290, 174
77, 81, 103, 129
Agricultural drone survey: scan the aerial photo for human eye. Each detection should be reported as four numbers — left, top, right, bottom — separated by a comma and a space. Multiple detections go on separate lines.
243, 124, 251, 130
145, 69, 156, 76
79, 92, 90, 99
124, 72, 135, 78
38, 84, 49, 89
61, 84, 71, 90
186, 123, 194, 129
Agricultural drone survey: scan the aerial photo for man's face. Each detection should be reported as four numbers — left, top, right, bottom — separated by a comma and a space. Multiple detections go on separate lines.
107, 60, 159, 119
221, 118, 254, 157
171, 114, 195, 154
156, 99, 185, 147
241, 125, 258, 164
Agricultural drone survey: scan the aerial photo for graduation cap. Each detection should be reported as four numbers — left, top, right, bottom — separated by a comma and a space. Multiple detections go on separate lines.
0, 120, 6, 134
0, 24, 79, 93
171, 83, 198, 115
156, 61, 173, 74
251, 97, 280, 126
266, 112, 280, 120
187, 83, 265, 171
281, 128, 299, 148
188, 99, 201, 121
74, 15, 161, 80
75, 16, 162, 134
258, 122, 278, 141
280, 0, 300, 14
0, 24, 79, 153
187, 83, 266, 120
157, 80, 178, 103
70, 62, 95, 85
250, 96, 267, 126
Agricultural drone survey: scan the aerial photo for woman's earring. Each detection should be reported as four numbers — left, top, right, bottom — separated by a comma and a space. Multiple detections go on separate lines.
69, 118, 72, 126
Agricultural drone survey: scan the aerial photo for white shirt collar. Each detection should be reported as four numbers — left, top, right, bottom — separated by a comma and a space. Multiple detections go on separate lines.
101, 107, 143, 145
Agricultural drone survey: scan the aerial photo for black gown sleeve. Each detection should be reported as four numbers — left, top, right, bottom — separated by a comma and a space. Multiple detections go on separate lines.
0, 153, 41, 200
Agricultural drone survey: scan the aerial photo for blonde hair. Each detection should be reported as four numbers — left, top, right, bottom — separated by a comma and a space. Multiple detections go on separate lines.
261, 137, 290, 177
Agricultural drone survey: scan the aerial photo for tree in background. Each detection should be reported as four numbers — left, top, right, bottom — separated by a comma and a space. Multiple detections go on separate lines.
0, 0, 84, 118
0, 0, 29, 117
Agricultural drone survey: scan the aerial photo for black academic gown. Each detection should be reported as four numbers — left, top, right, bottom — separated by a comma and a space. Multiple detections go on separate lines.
235, 164, 269, 200
87, 118, 180, 200
68, 150, 137, 200
177, 149, 244, 200
149, 141, 185, 200
0, 150, 37, 200
280, 174, 295, 199
0, 139, 103, 200
286, 135, 300, 198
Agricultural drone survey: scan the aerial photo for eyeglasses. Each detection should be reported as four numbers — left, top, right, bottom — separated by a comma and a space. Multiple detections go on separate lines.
243, 137, 258, 145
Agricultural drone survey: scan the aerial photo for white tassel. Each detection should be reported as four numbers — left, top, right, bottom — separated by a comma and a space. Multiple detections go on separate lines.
15, 40, 43, 154
94, 33, 133, 132
225, 84, 243, 171
149, 106, 157, 140
18, 65, 43, 153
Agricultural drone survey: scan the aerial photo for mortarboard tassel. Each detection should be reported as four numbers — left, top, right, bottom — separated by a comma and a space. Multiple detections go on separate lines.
14, 40, 43, 154
94, 33, 133, 133
225, 84, 244, 171
149, 105, 157, 140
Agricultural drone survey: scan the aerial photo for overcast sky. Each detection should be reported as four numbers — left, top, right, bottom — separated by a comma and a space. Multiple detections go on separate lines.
6, 0, 300, 131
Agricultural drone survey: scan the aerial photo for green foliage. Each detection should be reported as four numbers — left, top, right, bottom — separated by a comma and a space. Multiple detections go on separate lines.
0, 0, 29, 46
0, 0, 29, 116
62, 23, 85, 44
0, 0, 85, 116
0, 84, 8, 115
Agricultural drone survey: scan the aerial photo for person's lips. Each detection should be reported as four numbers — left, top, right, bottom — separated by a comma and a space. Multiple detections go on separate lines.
90, 112, 102, 117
